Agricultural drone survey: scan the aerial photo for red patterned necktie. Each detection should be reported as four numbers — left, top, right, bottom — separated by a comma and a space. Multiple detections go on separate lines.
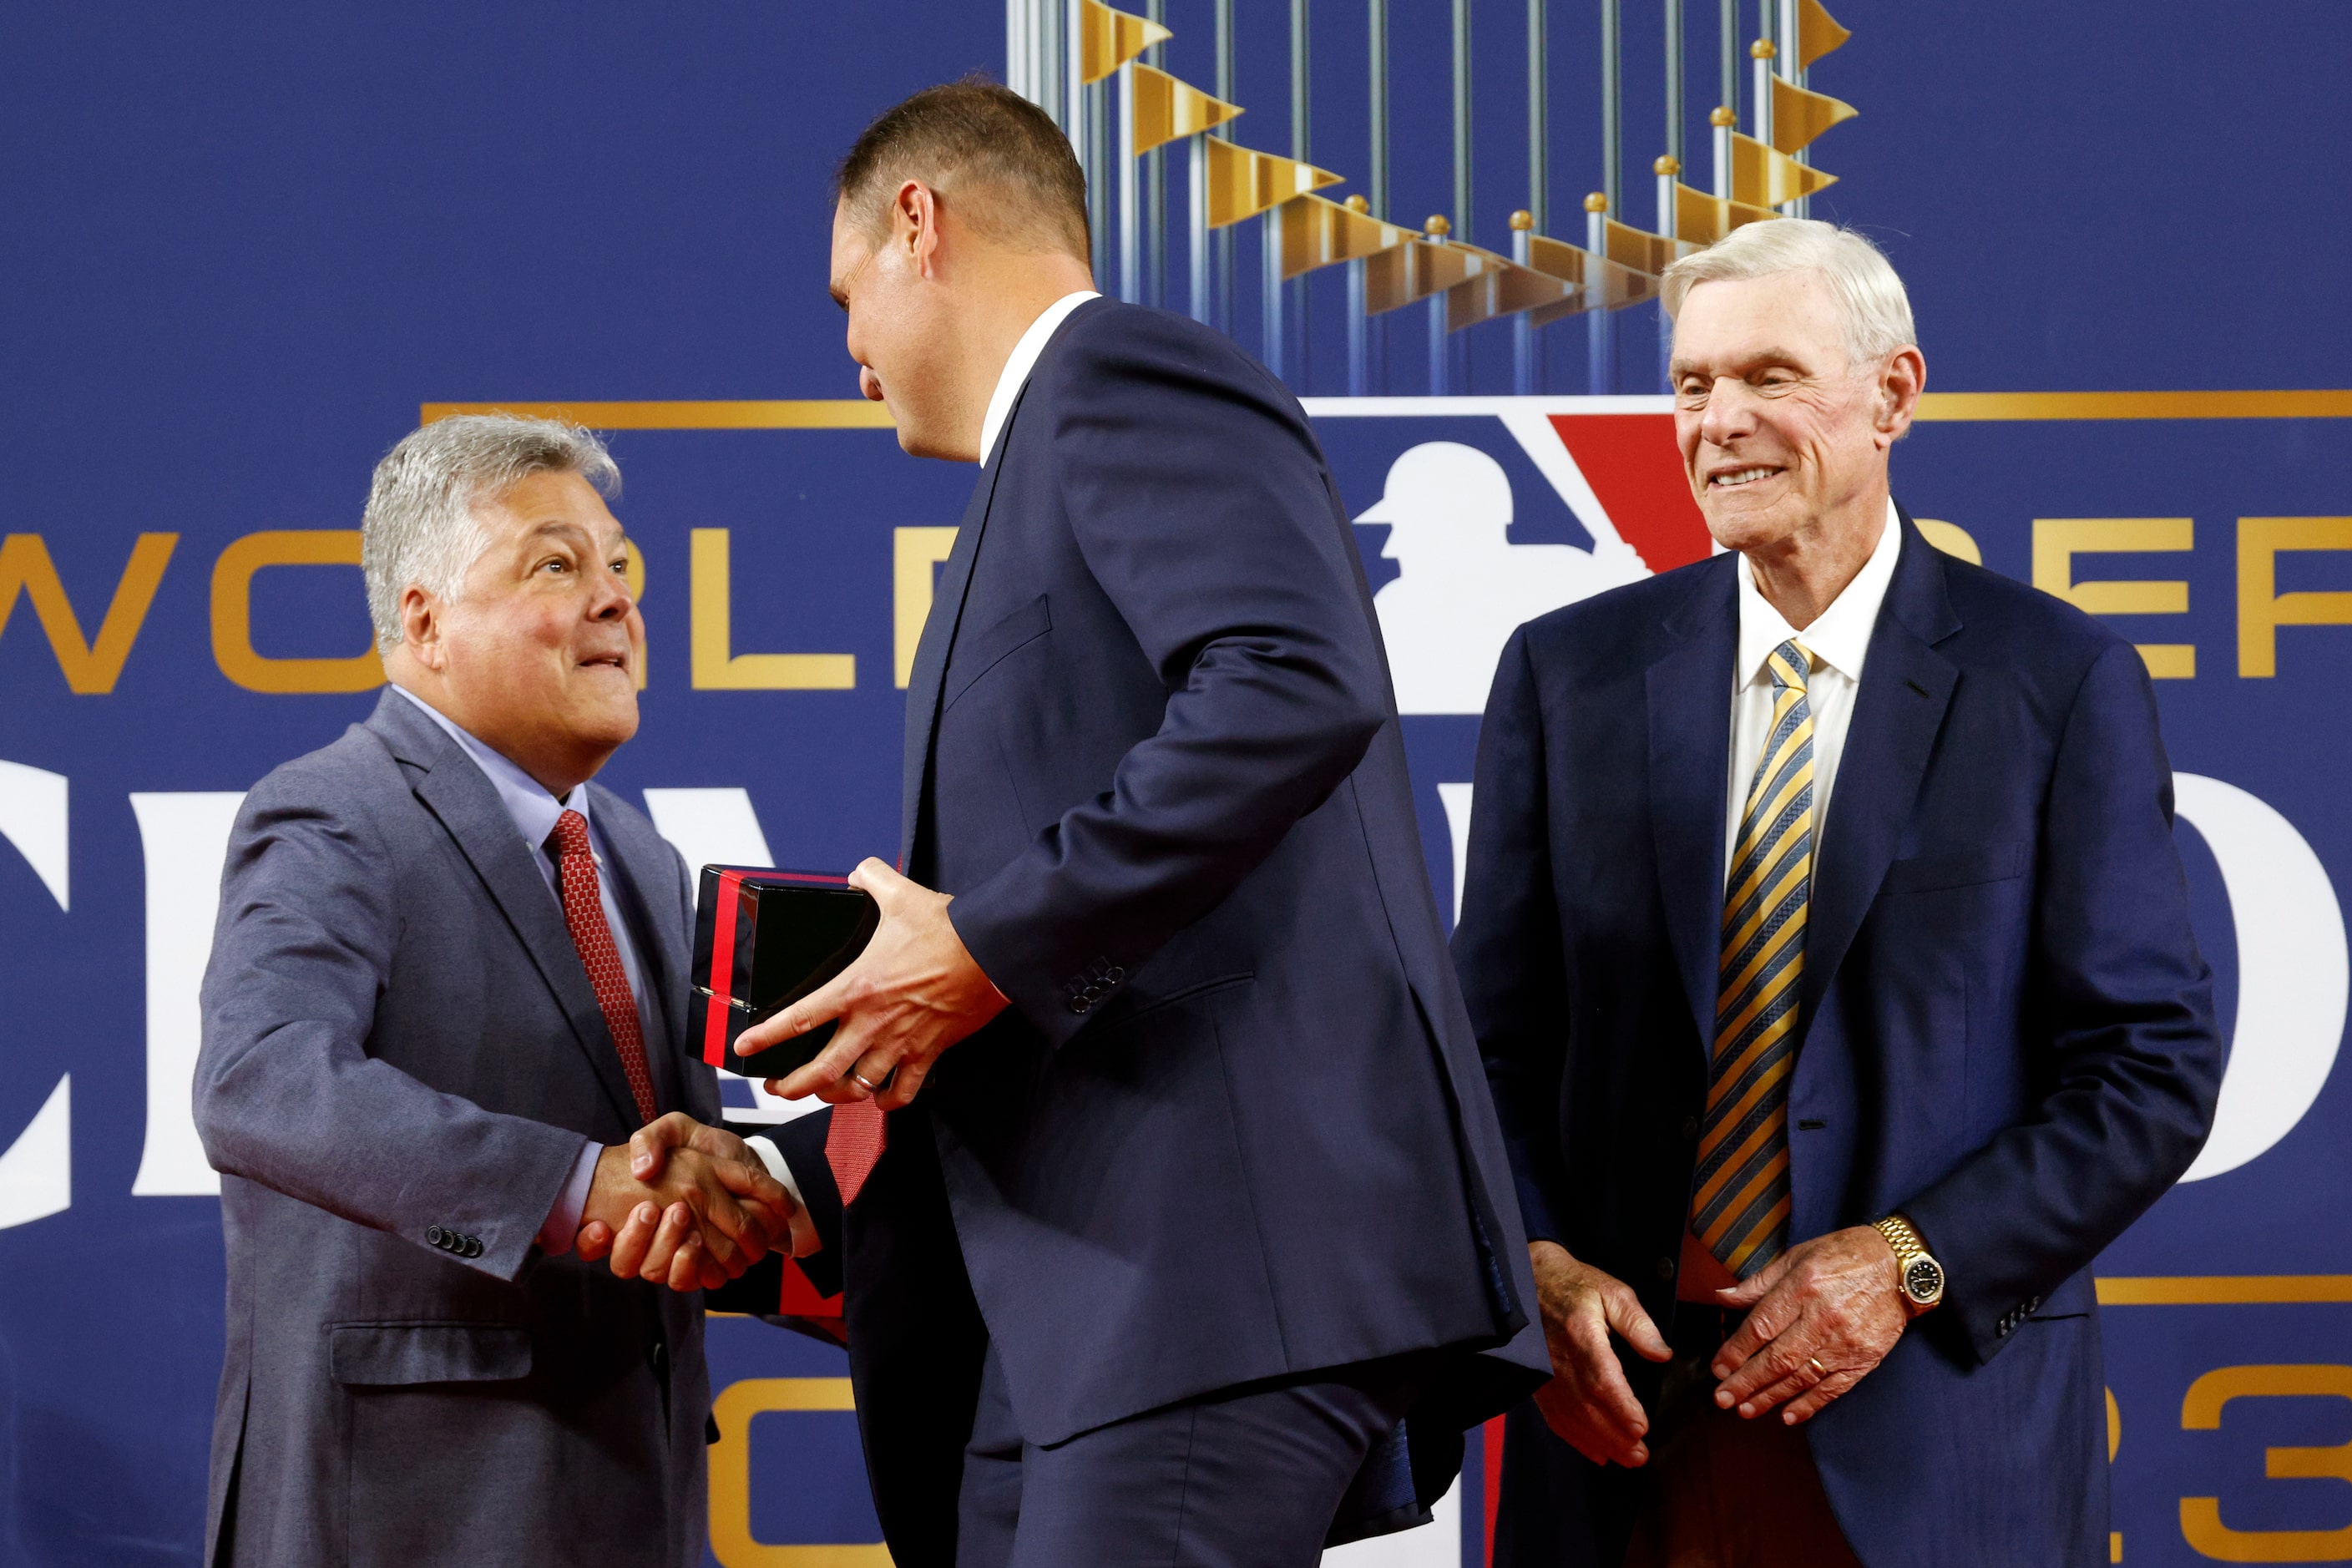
826, 1098, 886, 1206
548, 809, 658, 1126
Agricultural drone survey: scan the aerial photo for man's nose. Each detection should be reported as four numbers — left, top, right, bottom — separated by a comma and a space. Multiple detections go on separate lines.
1699, 377, 1758, 447
859, 365, 885, 402
589, 558, 636, 620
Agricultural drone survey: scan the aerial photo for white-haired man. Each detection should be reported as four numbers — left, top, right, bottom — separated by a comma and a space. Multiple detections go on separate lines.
192, 413, 795, 1568
1454, 220, 2222, 1565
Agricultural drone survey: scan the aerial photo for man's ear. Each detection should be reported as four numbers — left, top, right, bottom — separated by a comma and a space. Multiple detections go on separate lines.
1875, 345, 1925, 445
898, 180, 943, 280
398, 585, 445, 671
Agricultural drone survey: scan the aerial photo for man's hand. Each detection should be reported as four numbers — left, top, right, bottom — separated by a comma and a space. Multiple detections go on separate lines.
571, 1125, 789, 1293
580, 1111, 817, 1277
733, 857, 1008, 1113
1527, 1239, 1673, 1468
1708, 1225, 1917, 1425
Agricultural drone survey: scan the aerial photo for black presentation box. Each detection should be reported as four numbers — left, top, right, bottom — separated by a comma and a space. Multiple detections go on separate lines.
689, 866, 879, 1080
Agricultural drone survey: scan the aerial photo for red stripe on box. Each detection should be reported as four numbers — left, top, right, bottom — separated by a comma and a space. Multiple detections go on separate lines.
703, 870, 745, 1067
1483, 1414, 1504, 1566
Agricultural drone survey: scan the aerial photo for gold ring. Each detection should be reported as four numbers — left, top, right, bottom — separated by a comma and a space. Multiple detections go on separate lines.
1808, 1356, 1828, 1377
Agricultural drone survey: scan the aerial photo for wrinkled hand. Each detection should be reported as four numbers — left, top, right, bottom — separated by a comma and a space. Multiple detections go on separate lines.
733, 857, 1008, 1113
582, 1112, 817, 1280
1709, 1225, 1917, 1425
1528, 1240, 1673, 1468
572, 1123, 789, 1293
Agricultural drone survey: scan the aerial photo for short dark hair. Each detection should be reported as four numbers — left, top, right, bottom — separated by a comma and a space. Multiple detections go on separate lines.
835, 78, 1090, 260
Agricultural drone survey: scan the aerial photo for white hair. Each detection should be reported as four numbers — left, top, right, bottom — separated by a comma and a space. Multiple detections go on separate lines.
1660, 219, 1917, 370
362, 413, 620, 653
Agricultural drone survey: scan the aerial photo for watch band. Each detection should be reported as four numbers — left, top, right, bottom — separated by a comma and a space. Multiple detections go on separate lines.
1873, 1212, 1927, 1263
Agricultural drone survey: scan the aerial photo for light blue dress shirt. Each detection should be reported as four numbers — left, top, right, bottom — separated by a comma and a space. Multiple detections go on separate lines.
389, 683, 653, 1253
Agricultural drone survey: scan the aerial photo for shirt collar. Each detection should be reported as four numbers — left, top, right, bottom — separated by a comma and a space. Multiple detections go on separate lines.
978, 290, 1100, 468
389, 683, 584, 854
1734, 496, 1903, 688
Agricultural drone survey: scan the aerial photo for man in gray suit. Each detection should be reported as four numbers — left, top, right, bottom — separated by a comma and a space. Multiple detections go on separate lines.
193, 413, 795, 1568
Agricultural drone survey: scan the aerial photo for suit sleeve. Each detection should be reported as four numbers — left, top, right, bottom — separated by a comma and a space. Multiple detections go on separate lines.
948, 316, 1391, 1044
1901, 640, 2223, 1361
1453, 628, 1574, 1247
193, 771, 589, 1283
736, 1111, 844, 1297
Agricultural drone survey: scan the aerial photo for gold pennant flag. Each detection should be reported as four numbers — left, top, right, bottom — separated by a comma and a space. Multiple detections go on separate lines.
1796, 0, 1850, 68
1674, 183, 1779, 247
1205, 136, 1343, 227
1518, 233, 1658, 323
1131, 63, 1242, 154
1731, 131, 1839, 207
1278, 194, 1412, 279
1605, 219, 1692, 277
1080, 0, 1173, 84
1444, 245, 1576, 332
1363, 238, 1492, 315
1770, 74, 1857, 154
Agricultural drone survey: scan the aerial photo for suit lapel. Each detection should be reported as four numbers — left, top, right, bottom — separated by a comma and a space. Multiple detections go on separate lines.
1799, 513, 1962, 1024
1646, 559, 1739, 1062
899, 387, 1027, 867
367, 695, 640, 1130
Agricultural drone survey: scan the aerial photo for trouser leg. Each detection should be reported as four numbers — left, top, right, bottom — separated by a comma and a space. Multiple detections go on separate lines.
954, 1348, 1419, 1568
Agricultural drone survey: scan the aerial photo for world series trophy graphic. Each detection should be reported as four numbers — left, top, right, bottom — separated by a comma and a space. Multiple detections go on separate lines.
1003, 0, 1859, 397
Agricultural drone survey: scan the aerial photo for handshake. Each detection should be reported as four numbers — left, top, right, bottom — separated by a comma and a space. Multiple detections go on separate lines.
569, 1112, 817, 1292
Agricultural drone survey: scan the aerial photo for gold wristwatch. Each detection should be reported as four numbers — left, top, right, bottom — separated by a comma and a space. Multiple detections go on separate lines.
1873, 1213, 1945, 1310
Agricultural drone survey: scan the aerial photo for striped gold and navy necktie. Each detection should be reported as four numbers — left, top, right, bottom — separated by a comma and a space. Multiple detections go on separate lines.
1693, 639, 1815, 1277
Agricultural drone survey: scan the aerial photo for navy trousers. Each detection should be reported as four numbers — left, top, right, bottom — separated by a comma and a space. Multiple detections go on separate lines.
954, 1347, 1420, 1567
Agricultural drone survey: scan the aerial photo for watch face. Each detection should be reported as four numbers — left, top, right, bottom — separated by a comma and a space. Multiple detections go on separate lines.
1904, 1257, 1945, 1302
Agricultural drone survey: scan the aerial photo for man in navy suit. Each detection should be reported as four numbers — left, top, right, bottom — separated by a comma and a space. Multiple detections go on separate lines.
650, 79, 1549, 1565
1454, 221, 2223, 1566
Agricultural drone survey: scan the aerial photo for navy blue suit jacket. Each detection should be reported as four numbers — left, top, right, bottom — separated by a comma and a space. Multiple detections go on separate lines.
1454, 513, 2222, 1568
785, 299, 1549, 1565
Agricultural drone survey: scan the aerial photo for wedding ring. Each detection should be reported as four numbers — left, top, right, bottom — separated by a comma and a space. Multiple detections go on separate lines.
1807, 1356, 1828, 1377
850, 1070, 886, 1093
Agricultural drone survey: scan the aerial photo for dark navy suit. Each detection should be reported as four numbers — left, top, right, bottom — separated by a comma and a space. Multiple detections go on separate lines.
776, 297, 1547, 1564
1454, 513, 2223, 1567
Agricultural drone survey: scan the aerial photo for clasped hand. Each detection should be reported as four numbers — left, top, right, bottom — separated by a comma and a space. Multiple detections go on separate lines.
731, 857, 1007, 1113
1528, 1226, 1917, 1468
572, 1113, 807, 1292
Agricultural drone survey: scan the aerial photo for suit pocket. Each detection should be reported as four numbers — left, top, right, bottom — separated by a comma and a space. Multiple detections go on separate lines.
329, 1322, 533, 1386
943, 593, 1051, 714
1881, 841, 2026, 895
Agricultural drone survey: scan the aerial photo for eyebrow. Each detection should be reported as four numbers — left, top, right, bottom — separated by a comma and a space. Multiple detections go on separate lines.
1669, 348, 1813, 378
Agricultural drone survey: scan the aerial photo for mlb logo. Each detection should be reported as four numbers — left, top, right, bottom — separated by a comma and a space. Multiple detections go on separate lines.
1308, 397, 1712, 716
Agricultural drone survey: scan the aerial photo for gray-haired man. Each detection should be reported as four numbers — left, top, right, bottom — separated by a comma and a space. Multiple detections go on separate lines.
193, 414, 796, 1568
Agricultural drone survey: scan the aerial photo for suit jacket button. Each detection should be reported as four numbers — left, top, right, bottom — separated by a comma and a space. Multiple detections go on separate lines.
1105, 966, 1124, 984
1070, 997, 1091, 1015
1679, 1115, 1698, 1140
427, 1226, 445, 1247
1655, 1257, 1675, 1282
465, 1237, 483, 1258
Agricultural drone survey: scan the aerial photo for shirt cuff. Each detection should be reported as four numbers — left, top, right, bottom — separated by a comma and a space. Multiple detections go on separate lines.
536, 1138, 603, 1257
744, 1135, 807, 1213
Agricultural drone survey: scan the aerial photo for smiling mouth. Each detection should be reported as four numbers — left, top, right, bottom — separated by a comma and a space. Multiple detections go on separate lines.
579, 655, 630, 672
1708, 466, 1780, 489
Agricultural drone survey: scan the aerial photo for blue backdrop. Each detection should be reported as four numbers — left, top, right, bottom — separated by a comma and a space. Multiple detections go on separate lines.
2, 4, 2348, 1565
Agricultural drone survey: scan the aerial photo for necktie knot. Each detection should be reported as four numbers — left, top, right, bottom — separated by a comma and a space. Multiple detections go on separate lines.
1768, 640, 1813, 692
549, 807, 591, 862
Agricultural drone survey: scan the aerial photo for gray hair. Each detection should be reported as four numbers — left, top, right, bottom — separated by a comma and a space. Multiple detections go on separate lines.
1660, 219, 1917, 370
362, 413, 620, 653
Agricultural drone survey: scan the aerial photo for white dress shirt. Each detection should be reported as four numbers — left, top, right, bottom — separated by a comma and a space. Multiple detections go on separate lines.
390, 684, 653, 1253
1722, 498, 1902, 888
978, 290, 1100, 468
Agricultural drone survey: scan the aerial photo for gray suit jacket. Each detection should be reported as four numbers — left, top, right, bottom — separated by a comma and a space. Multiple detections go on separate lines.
193, 690, 717, 1568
